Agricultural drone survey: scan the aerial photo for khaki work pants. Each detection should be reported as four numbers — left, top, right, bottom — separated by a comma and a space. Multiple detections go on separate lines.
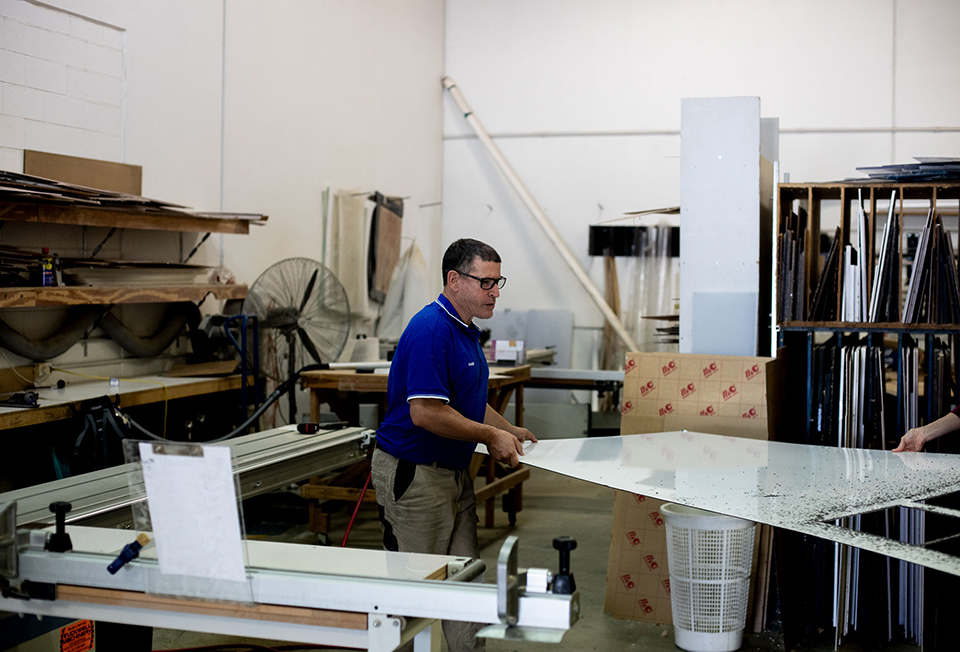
371, 447, 484, 652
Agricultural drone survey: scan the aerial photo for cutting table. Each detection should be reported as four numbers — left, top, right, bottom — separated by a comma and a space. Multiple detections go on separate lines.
0, 425, 580, 652
0, 523, 577, 652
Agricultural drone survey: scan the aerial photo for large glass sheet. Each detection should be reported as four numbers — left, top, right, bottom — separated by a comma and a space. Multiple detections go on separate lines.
520, 432, 960, 575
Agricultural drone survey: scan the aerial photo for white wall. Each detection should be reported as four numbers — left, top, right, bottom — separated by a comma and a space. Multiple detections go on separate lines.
0, 0, 445, 379
442, 0, 960, 363
0, 0, 123, 170
218, 1, 446, 288
3, 0, 446, 282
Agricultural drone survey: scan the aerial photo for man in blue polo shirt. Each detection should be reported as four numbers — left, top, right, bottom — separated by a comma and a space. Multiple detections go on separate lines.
372, 238, 536, 652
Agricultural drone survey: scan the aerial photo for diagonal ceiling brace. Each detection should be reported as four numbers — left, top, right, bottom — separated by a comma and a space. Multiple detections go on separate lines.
442, 76, 639, 352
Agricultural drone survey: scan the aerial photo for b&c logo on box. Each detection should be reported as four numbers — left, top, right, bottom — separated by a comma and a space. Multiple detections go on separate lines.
638, 598, 654, 614
702, 361, 719, 378
626, 530, 641, 546
742, 407, 758, 419
745, 364, 762, 381
644, 554, 659, 570
661, 360, 677, 376
659, 445, 675, 463
621, 400, 635, 415
625, 358, 638, 374
648, 511, 664, 528
662, 578, 671, 594
722, 385, 738, 401
620, 574, 635, 590
634, 494, 647, 504
639, 380, 655, 397
700, 405, 716, 417
658, 402, 674, 417
701, 445, 718, 462
680, 382, 696, 399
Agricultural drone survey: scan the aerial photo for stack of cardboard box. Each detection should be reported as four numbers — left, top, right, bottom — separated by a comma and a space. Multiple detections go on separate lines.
604, 351, 785, 626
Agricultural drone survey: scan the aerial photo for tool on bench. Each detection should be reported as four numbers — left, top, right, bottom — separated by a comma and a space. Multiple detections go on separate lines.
0, 391, 40, 409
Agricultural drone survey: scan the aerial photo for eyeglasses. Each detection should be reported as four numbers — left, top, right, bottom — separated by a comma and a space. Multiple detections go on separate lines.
457, 270, 506, 290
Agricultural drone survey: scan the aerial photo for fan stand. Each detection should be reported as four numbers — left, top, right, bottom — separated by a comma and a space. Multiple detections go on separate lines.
286, 329, 298, 423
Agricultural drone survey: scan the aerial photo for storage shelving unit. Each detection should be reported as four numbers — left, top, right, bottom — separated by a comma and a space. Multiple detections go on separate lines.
0, 199, 260, 306
777, 181, 960, 326
774, 181, 960, 649
776, 181, 960, 444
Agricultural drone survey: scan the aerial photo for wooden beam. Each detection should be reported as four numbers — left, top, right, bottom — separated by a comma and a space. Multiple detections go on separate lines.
301, 485, 378, 502
0, 202, 261, 234
57, 584, 368, 630
0, 284, 247, 308
475, 467, 530, 504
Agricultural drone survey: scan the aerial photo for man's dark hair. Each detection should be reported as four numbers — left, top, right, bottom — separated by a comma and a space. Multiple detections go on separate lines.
442, 238, 501, 286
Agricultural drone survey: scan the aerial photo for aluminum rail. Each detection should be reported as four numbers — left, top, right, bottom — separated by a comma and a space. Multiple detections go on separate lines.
2, 426, 369, 528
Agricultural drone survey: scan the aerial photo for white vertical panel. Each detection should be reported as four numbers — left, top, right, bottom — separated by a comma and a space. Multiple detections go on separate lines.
679, 97, 761, 354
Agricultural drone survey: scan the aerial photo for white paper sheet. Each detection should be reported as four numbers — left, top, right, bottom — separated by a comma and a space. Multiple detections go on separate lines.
139, 443, 246, 582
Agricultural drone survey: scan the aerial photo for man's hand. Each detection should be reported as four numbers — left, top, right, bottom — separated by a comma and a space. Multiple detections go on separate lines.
893, 428, 926, 452
511, 426, 538, 444
487, 428, 524, 467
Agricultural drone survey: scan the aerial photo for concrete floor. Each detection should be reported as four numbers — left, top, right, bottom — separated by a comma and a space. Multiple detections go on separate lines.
152, 466, 915, 652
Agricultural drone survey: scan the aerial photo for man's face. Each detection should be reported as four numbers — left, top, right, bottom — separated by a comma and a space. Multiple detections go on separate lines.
457, 257, 501, 322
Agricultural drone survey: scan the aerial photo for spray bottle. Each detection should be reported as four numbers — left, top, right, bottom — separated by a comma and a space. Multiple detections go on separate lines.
39, 248, 54, 287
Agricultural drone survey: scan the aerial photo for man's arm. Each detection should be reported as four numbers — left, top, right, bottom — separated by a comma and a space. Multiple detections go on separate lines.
894, 412, 960, 452
409, 398, 525, 466
483, 404, 538, 443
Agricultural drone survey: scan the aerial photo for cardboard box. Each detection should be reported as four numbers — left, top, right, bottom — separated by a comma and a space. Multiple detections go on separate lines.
620, 350, 786, 441
605, 350, 785, 625
489, 339, 526, 365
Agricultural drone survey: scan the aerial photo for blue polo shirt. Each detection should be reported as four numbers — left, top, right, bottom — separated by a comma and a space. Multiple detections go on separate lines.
376, 293, 489, 470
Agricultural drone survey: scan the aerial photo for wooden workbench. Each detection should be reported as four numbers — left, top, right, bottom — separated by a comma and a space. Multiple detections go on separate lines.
0, 374, 247, 430
299, 364, 529, 425
298, 364, 531, 530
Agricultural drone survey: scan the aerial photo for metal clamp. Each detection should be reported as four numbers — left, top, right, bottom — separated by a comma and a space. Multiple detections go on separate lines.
360, 430, 377, 447
0, 502, 17, 580
496, 535, 519, 626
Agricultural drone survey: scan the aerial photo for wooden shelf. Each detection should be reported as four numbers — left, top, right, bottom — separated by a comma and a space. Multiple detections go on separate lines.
0, 284, 247, 308
779, 321, 960, 334
0, 201, 265, 234
779, 180, 960, 202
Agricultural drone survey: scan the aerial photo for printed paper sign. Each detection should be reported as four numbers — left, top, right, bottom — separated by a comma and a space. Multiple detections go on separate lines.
139, 443, 246, 582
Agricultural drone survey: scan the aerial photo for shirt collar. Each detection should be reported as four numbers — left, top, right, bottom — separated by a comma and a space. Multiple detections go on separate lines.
435, 293, 481, 332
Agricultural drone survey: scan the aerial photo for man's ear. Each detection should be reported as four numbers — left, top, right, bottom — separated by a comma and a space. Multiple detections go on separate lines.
446, 269, 459, 290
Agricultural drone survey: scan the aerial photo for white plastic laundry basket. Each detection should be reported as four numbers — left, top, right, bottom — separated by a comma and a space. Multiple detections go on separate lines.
661, 503, 756, 652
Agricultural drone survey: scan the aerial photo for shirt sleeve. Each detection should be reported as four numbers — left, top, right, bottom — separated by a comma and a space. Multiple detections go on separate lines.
404, 328, 452, 403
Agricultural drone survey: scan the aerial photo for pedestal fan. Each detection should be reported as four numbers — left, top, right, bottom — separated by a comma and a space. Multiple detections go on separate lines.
242, 258, 350, 423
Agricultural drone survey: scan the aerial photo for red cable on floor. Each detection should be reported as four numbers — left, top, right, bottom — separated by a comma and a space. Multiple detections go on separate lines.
341, 470, 372, 547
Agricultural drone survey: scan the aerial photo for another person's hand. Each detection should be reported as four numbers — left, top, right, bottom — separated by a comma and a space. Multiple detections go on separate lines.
893, 428, 927, 452
487, 428, 524, 467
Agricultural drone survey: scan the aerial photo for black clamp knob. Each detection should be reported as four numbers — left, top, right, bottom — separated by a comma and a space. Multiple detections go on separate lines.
46, 501, 73, 553
551, 536, 577, 594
